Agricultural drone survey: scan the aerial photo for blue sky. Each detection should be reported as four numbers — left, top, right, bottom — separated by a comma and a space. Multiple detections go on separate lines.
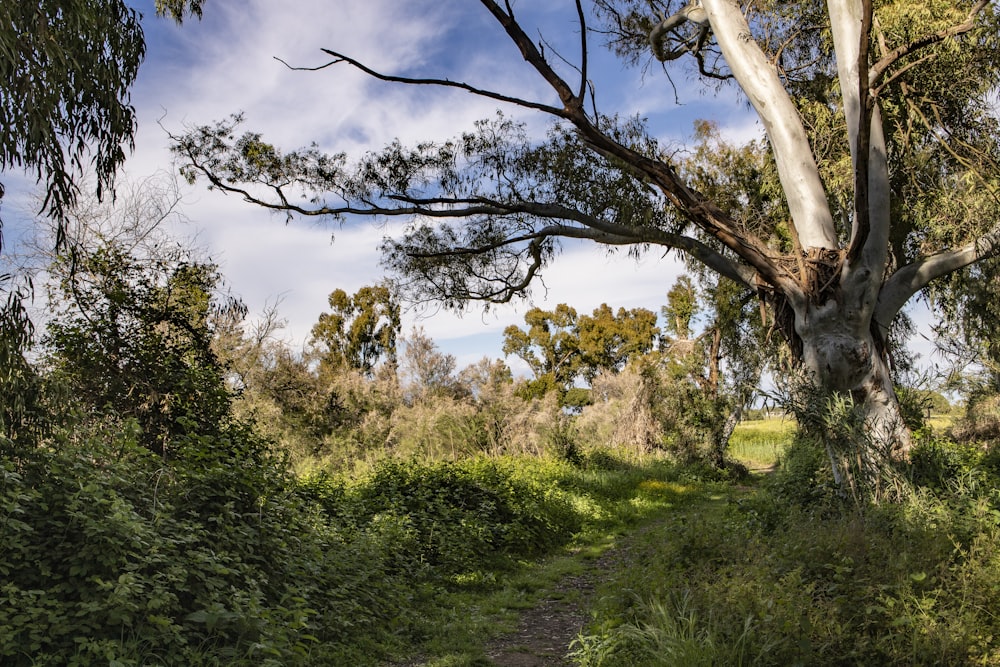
3, 0, 941, 375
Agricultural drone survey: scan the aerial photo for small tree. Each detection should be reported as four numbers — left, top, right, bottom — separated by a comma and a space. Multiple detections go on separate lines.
399, 326, 463, 403
43, 246, 236, 457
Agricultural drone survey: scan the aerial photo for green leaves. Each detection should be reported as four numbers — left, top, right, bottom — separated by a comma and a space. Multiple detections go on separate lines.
43, 246, 235, 456
310, 284, 400, 377
0, 0, 144, 227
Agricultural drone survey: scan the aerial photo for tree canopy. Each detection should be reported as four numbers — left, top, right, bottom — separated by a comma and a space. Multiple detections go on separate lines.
0, 0, 208, 246
310, 285, 400, 376
1, 1, 143, 237
172, 0, 1000, 463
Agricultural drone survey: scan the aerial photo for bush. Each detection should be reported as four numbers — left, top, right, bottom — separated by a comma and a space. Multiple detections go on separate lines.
341, 458, 582, 575
0, 425, 416, 665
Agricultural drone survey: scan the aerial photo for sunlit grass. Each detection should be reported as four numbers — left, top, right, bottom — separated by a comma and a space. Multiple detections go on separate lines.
729, 417, 796, 470
927, 413, 955, 432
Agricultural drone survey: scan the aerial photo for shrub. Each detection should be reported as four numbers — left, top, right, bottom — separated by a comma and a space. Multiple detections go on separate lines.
342, 459, 582, 575
0, 424, 415, 665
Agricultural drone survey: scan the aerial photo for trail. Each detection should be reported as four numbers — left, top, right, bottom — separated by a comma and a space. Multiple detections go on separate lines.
482, 478, 766, 666
481, 555, 605, 666
482, 518, 669, 666
396, 476, 764, 666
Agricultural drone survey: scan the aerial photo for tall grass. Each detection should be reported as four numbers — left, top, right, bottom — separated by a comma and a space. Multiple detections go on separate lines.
728, 417, 795, 470
571, 431, 1000, 666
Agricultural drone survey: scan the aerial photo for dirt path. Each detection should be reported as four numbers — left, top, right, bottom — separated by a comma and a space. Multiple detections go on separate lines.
482, 479, 764, 666
482, 549, 614, 666
396, 480, 755, 666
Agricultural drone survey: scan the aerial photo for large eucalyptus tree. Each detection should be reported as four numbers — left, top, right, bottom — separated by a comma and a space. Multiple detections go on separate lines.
173, 0, 1000, 459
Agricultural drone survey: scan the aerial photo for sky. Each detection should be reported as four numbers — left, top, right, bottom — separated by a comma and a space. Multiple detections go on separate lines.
3, 0, 941, 376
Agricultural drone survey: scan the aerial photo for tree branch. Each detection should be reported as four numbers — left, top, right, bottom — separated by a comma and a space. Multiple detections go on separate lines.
406, 220, 756, 291
575, 0, 588, 102
846, 0, 873, 265
478, 0, 584, 113
875, 228, 1000, 330
283, 51, 572, 119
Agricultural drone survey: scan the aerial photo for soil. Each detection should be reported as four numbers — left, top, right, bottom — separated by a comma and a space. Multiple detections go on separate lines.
481, 550, 614, 667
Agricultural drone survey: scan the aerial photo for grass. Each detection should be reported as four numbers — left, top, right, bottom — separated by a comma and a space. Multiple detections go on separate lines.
729, 417, 796, 470
380, 454, 720, 666
570, 431, 1000, 666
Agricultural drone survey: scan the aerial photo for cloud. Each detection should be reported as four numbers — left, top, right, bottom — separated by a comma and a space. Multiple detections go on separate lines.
116, 2, 709, 366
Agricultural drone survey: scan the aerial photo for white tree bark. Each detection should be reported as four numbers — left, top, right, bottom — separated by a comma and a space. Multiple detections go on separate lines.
700, 0, 839, 251
827, 0, 892, 326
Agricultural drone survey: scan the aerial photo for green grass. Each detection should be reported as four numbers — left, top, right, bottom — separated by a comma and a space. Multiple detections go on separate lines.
377, 453, 719, 666
570, 435, 1000, 667
728, 417, 796, 470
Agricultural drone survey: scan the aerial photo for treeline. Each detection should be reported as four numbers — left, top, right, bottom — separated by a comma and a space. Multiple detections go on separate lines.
226, 276, 772, 472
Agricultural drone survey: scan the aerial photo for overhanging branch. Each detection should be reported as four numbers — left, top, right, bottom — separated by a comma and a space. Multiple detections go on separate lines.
876, 227, 1000, 329
279, 50, 571, 119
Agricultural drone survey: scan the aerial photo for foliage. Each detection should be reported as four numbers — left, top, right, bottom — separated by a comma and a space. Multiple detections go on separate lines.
155, 0, 206, 23
338, 459, 583, 575
310, 284, 400, 377
0, 0, 144, 230
951, 391, 1000, 444
573, 433, 1000, 667
399, 326, 463, 403
779, 379, 910, 505
42, 246, 237, 457
0, 420, 424, 665
0, 281, 43, 444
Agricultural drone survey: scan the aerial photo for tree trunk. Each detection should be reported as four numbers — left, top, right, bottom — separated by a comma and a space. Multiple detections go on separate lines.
796, 297, 912, 460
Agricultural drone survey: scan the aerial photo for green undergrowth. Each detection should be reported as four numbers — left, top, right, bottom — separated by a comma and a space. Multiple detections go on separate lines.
0, 427, 720, 666
570, 435, 1000, 666
383, 458, 724, 665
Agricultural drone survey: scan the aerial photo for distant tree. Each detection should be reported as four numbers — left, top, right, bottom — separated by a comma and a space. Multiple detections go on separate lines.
310, 284, 400, 377
458, 357, 514, 402
400, 326, 462, 402
663, 276, 698, 341
577, 304, 659, 382
503, 304, 580, 398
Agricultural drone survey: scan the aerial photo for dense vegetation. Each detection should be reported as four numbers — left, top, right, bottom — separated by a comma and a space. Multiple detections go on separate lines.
5, 1, 1000, 664
3, 227, 999, 665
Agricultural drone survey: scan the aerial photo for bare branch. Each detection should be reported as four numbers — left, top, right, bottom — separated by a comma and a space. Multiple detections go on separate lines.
279, 51, 571, 119
876, 228, 1000, 328
478, 0, 584, 112
576, 0, 588, 102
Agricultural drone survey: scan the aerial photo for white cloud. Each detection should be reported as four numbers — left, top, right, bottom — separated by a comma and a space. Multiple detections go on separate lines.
114, 2, 730, 365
